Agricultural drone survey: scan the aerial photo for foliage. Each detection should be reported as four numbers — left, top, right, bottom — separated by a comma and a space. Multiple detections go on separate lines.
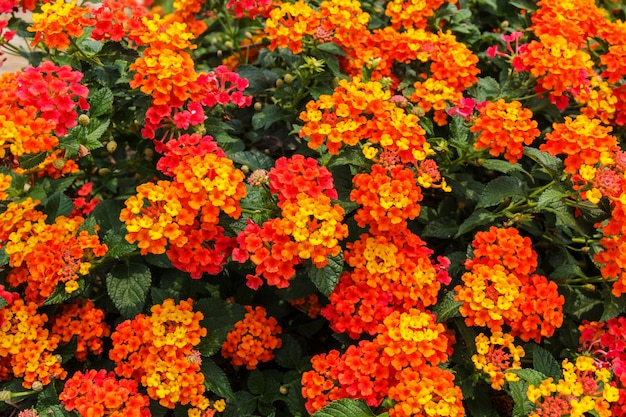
2, 0, 626, 416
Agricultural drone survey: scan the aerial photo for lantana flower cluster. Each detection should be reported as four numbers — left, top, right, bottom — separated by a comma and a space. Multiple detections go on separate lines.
455, 226, 564, 343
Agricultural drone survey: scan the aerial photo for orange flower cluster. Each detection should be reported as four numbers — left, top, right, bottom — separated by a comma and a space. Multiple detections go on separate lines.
299, 77, 430, 161
264, 1, 321, 54
594, 235, 626, 297
0, 298, 66, 388
527, 356, 618, 417
456, 227, 564, 342
110, 299, 209, 409
322, 229, 449, 338
385, 0, 456, 30
0, 199, 107, 304
0, 173, 10, 200
470, 99, 540, 163
350, 164, 423, 233
233, 156, 347, 289
472, 332, 525, 390
51, 299, 111, 361
60, 369, 151, 417
288, 294, 322, 318
540, 115, 617, 175
221, 305, 282, 370
302, 310, 463, 417
121, 134, 246, 278
28, 0, 95, 50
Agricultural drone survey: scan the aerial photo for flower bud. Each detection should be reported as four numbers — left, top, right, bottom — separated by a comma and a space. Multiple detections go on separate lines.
283, 74, 295, 84
106, 141, 117, 153
254, 102, 263, 111
98, 168, 111, 176
276, 78, 284, 88
52, 158, 66, 170
31, 381, 44, 392
279, 385, 289, 395
78, 114, 90, 126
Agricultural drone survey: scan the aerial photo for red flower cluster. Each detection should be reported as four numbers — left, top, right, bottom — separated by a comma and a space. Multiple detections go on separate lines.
233, 156, 348, 289
221, 305, 282, 370
456, 227, 564, 342
60, 369, 151, 417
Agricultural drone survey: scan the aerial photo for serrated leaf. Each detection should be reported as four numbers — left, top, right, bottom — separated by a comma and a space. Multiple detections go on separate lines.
433, 291, 462, 322
44, 192, 75, 219
509, 380, 534, 417
537, 187, 566, 210
223, 391, 257, 417
90, 199, 124, 232
307, 253, 343, 296
82, 119, 110, 149
42, 279, 84, 305
252, 105, 286, 130
37, 381, 61, 409
106, 262, 151, 318
421, 217, 458, 239
510, 368, 548, 386
564, 288, 602, 318
471, 76, 501, 101
18, 152, 47, 170
194, 298, 246, 356
103, 229, 137, 259
0, 247, 8, 267
523, 147, 563, 174
202, 359, 235, 401
532, 345, 562, 380
247, 369, 265, 395
316, 42, 348, 57
481, 159, 531, 179
229, 150, 275, 171
274, 334, 303, 370
450, 115, 470, 146
313, 399, 375, 417
477, 176, 526, 208
600, 287, 626, 321
454, 209, 497, 238
89, 87, 114, 118
544, 201, 581, 232
40, 405, 71, 417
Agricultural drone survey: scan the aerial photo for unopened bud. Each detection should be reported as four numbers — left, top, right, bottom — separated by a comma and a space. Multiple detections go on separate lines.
279, 385, 289, 395
224, 40, 234, 49
98, 168, 111, 176
284, 74, 295, 84
276, 78, 284, 88
254, 102, 263, 111
31, 381, 44, 392
144, 148, 154, 160
240, 165, 250, 174
106, 141, 117, 153
500, 20, 509, 28
0, 390, 10, 402
78, 114, 90, 126
583, 283, 596, 291
52, 158, 66, 170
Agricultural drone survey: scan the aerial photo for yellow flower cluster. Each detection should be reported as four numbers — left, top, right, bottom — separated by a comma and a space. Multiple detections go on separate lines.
472, 332, 525, 390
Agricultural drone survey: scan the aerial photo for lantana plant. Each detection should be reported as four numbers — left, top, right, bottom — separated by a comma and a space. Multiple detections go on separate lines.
2, 0, 626, 416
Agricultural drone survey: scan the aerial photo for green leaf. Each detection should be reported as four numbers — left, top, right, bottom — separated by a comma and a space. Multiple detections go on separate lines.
531, 345, 562, 381
44, 192, 75, 219
510, 369, 548, 386
247, 369, 265, 395
274, 334, 303, 370
223, 391, 257, 417
481, 159, 532, 180
82, 119, 110, 149
252, 104, 286, 130
523, 147, 563, 175
106, 262, 152, 318
313, 399, 375, 417
454, 209, 497, 238
229, 150, 275, 171
316, 42, 348, 57
544, 201, 581, 232
477, 176, 526, 208
433, 290, 462, 322
307, 253, 343, 296
600, 287, 626, 321
40, 405, 71, 417
470, 76, 501, 101
89, 87, 114, 118
18, 152, 47, 170
563, 288, 602, 318
449, 115, 471, 146
509, 379, 534, 417
202, 359, 235, 401
0, 247, 8, 267
42, 280, 84, 306
90, 199, 124, 232
103, 229, 137, 259
421, 217, 458, 239
195, 298, 246, 356
37, 381, 61, 409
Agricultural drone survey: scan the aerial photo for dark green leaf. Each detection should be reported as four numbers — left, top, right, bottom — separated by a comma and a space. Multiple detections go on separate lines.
532, 345, 562, 380
449, 115, 471, 146
223, 391, 257, 417
510, 369, 547, 386
106, 262, 152, 318
316, 42, 348, 57
252, 105, 286, 130
18, 152, 47, 170
44, 192, 75, 219
523, 147, 563, 174
103, 229, 137, 259
421, 217, 458, 239
0, 248, 8, 267
313, 399, 375, 417
40, 405, 71, 417
237, 65, 279, 95
37, 381, 60, 409
454, 209, 497, 238
433, 290, 462, 322
90, 199, 124, 232
274, 334, 303, 370
477, 176, 526, 208
247, 369, 265, 395
42, 280, 84, 305
89, 87, 114, 118
471, 76, 501, 101
195, 298, 246, 356
82, 119, 110, 149
229, 150, 275, 171
202, 359, 235, 401
307, 253, 343, 297
563, 288, 602, 318
537, 187, 566, 210
600, 287, 626, 321
481, 159, 531, 179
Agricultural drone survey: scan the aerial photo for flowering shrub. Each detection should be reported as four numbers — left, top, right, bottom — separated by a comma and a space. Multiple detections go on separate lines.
3, 0, 626, 417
